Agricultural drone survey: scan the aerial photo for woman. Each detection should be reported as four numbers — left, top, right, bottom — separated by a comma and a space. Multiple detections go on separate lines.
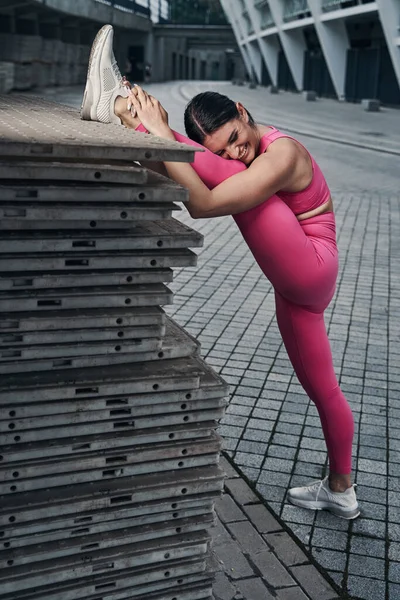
82, 25, 359, 519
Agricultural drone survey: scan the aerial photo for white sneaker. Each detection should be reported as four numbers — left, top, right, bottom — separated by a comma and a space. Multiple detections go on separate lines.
287, 476, 360, 520
81, 24, 128, 125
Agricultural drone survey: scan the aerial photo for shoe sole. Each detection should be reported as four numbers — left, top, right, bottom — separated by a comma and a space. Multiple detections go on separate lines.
81, 24, 113, 121
288, 497, 360, 520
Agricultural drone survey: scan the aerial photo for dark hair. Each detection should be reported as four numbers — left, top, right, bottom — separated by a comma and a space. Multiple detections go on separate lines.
184, 91, 256, 144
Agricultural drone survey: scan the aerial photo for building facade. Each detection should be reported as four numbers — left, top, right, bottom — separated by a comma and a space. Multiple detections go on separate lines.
219, 0, 400, 105
0, 0, 244, 91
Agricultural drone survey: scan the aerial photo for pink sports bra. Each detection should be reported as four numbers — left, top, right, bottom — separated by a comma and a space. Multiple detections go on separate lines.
258, 127, 331, 215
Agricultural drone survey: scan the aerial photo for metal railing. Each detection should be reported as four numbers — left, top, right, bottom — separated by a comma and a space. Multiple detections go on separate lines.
322, 0, 375, 12
282, 0, 311, 22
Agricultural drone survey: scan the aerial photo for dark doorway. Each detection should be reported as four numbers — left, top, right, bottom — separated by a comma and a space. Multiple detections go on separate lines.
179, 54, 183, 78
277, 50, 296, 91
200, 60, 207, 80
261, 59, 271, 86
172, 52, 177, 79
226, 58, 235, 80
128, 45, 144, 82
303, 50, 336, 98
211, 61, 220, 80
346, 46, 400, 105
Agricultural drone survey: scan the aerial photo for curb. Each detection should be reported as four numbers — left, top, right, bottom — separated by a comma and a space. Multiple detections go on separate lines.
220, 452, 358, 600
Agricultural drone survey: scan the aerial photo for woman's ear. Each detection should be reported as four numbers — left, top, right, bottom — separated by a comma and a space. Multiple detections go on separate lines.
236, 102, 249, 122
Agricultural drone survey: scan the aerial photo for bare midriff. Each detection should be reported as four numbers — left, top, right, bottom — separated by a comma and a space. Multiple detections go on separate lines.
296, 197, 333, 222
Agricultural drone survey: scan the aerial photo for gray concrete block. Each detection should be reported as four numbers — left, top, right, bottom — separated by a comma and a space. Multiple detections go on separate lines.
235, 578, 275, 599
264, 531, 309, 566
227, 520, 269, 554
212, 539, 255, 579
220, 456, 239, 479
289, 565, 338, 600
242, 503, 282, 534
228, 522, 296, 587
362, 98, 380, 112
212, 570, 238, 600
303, 90, 317, 101
276, 587, 312, 600
224, 477, 259, 505
215, 494, 246, 524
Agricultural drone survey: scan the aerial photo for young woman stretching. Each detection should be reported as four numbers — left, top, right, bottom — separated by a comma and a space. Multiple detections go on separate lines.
81, 25, 359, 519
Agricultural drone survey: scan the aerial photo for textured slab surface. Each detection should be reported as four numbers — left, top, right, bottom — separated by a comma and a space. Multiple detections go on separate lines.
0, 562, 212, 600
0, 465, 224, 522
0, 323, 165, 346
0, 422, 216, 466
1, 514, 214, 569
0, 355, 202, 399
0, 283, 173, 312
0, 220, 204, 253
0, 316, 200, 374
0, 204, 177, 229
0, 95, 199, 163
0, 248, 197, 271
0, 268, 173, 291
0, 306, 166, 333
2, 496, 215, 543
0, 160, 147, 184
0, 531, 209, 594
0, 172, 188, 203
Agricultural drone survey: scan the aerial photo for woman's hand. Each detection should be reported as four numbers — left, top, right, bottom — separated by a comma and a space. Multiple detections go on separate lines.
127, 85, 172, 139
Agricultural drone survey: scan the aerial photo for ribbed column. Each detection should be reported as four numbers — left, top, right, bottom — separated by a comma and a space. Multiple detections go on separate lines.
268, 0, 306, 91
376, 0, 400, 89
243, 0, 279, 85
220, 0, 253, 78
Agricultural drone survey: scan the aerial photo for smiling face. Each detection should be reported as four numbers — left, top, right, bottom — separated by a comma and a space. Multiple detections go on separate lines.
202, 103, 259, 165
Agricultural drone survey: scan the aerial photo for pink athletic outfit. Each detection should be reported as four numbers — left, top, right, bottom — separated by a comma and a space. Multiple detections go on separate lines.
136, 123, 354, 474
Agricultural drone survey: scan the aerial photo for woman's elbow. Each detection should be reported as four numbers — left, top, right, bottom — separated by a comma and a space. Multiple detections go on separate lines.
187, 206, 203, 219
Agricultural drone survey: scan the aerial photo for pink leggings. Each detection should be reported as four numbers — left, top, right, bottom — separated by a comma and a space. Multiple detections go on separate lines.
138, 125, 354, 474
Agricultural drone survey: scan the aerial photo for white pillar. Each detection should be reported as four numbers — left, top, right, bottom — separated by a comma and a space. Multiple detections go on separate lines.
307, 0, 349, 100
376, 0, 400, 88
268, 0, 307, 91
258, 35, 279, 86
220, 0, 253, 79
247, 40, 263, 83
242, 0, 279, 85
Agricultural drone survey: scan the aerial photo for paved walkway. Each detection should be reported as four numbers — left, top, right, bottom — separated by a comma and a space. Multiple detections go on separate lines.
30, 82, 400, 600
214, 456, 340, 600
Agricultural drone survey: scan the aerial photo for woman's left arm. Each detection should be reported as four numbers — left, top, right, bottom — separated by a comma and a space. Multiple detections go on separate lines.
129, 86, 296, 218
163, 145, 296, 218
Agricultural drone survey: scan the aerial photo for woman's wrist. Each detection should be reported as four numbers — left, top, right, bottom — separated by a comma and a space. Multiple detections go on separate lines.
152, 124, 175, 140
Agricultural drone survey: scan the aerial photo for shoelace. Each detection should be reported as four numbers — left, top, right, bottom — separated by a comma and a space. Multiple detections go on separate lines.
305, 480, 324, 499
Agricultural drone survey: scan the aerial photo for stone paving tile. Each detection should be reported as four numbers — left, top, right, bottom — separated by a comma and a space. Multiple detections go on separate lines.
212, 470, 340, 600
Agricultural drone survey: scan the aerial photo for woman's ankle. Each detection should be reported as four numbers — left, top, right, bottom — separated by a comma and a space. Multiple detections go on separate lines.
328, 472, 352, 493
114, 96, 141, 129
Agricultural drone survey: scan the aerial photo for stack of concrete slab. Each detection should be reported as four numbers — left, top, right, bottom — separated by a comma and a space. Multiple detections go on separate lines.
0, 94, 227, 600
0, 34, 88, 90
0, 33, 42, 90
0, 62, 14, 94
